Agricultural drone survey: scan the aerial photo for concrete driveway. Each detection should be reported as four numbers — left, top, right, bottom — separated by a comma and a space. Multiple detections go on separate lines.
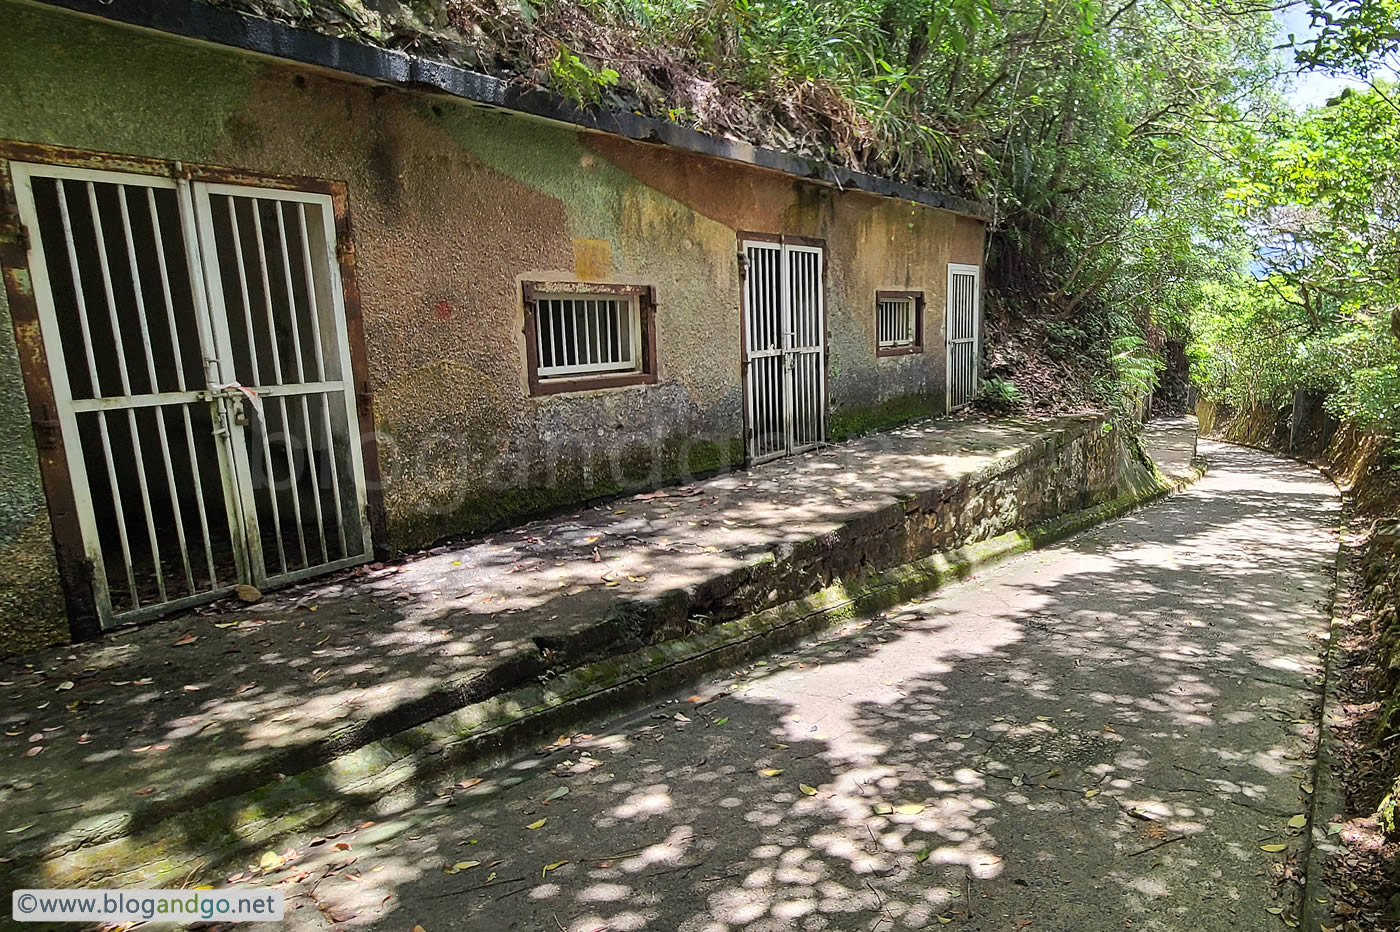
247, 440, 1339, 931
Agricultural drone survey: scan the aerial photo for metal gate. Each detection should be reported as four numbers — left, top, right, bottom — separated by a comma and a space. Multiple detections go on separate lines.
12, 162, 372, 628
946, 263, 981, 411
742, 239, 826, 463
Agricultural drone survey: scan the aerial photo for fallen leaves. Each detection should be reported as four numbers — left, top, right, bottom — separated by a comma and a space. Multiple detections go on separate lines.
759, 768, 784, 777
443, 860, 480, 874
173, 633, 198, 647
542, 860, 568, 878
1260, 843, 1288, 853
526, 818, 548, 830
799, 784, 818, 796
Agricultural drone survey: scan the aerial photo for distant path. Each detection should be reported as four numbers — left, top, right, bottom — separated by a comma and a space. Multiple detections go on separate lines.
260, 441, 1340, 932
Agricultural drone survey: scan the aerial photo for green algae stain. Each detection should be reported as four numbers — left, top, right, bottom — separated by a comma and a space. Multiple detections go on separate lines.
0, 3, 257, 161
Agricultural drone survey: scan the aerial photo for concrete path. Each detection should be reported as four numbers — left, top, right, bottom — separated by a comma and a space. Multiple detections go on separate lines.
236, 440, 1338, 932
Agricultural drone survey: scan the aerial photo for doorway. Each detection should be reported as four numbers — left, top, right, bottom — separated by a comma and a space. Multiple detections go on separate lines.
11, 161, 373, 628
741, 237, 826, 464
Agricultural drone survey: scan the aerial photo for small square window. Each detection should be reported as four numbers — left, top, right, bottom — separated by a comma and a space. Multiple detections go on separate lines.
523, 282, 657, 395
875, 291, 924, 356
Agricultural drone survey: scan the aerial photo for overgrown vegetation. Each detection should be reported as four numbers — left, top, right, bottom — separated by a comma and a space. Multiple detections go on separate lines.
220, 0, 1284, 422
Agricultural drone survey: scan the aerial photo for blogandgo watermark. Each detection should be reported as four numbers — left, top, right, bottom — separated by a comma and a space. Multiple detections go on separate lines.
12, 889, 284, 923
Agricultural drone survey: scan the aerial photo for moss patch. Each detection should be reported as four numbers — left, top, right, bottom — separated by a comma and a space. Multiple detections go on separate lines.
0, 3, 257, 159
830, 394, 942, 442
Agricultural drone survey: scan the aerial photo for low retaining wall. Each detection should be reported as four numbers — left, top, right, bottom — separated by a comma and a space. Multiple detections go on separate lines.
540, 415, 1161, 666
1, 414, 1170, 892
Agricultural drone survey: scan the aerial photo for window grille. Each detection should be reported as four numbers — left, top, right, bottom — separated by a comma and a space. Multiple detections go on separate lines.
535, 295, 640, 378
877, 296, 917, 348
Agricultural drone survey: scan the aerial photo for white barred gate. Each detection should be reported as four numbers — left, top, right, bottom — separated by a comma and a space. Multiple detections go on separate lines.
11, 162, 372, 627
742, 238, 826, 463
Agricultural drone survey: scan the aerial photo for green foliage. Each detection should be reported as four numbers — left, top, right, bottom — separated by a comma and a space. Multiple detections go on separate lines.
1109, 336, 1163, 407
548, 45, 620, 104
981, 377, 1024, 412
1292, 0, 1400, 75
1194, 83, 1400, 437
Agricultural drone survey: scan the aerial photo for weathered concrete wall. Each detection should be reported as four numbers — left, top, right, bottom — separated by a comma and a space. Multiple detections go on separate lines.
695, 415, 1156, 624
0, 1, 984, 647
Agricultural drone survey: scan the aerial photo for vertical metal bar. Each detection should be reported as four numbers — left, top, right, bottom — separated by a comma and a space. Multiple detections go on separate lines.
567, 299, 576, 367
275, 204, 328, 565
57, 180, 141, 607
781, 246, 793, 453
120, 187, 195, 597
298, 204, 347, 558
607, 299, 617, 364
147, 188, 219, 589
542, 300, 555, 369
251, 199, 308, 568
587, 299, 596, 366
816, 249, 826, 441
228, 198, 287, 575
88, 182, 169, 604
183, 178, 259, 586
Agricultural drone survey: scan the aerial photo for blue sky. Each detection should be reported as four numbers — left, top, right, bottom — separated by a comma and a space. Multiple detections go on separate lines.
1274, 3, 1370, 108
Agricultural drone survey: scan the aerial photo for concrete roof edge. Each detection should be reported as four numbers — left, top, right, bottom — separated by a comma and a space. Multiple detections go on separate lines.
19, 0, 993, 221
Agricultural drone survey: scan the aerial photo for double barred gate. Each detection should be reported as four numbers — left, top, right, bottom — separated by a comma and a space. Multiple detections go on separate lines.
11, 162, 372, 628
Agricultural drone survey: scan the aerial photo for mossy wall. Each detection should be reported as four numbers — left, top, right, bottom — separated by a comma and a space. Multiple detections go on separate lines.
0, 1, 985, 648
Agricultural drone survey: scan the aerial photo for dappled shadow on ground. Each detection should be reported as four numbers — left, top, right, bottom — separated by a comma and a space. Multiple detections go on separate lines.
0, 415, 1075, 871
220, 442, 1338, 931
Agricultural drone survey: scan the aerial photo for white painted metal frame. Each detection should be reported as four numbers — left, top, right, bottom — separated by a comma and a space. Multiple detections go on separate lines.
193, 182, 373, 590
785, 244, 825, 455
946, 262, 981, 411
742, 239, 826, 464
533, 293, 641, 378
11, 162, 244, 625
10, 161, 371, 627
877, 296, 917, 348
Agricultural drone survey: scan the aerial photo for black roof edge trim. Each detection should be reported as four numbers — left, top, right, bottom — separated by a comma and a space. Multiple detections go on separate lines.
22, 0, 991, 221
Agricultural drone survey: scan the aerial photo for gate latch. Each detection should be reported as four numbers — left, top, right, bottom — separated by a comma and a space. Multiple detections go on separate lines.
206, 382, 265, 425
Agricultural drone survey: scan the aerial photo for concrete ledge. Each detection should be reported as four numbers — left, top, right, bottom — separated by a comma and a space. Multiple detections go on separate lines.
8, 450, 1206, 890
1300, 506, 1355, 931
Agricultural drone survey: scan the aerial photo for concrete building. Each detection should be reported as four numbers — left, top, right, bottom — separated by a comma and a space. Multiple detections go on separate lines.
0, 0, 988, 653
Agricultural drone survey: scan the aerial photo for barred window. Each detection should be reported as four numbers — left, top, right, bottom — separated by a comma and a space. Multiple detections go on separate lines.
875, 291, 924, 356
523, 283, 657, 395
535, 295, 640, 377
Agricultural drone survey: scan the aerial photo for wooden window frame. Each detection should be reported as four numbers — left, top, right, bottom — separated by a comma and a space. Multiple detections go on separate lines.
522, 281, 658, 396
875, 290, 924, 357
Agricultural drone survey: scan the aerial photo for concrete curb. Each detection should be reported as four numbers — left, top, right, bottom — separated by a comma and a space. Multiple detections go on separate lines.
1300, 505, 1356, 932
8, 457, 1208, 892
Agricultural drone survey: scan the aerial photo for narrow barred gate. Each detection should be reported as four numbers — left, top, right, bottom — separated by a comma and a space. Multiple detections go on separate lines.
946, 263, 981, 410
741, 238, 826, 464
11, 162, 372, 628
